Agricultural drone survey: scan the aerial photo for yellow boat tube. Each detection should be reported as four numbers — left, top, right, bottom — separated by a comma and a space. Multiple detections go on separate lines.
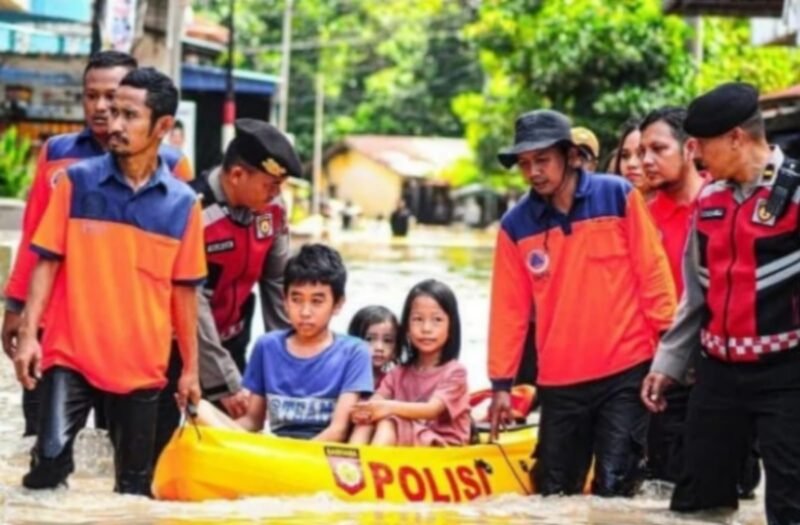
153, 424, 536, 503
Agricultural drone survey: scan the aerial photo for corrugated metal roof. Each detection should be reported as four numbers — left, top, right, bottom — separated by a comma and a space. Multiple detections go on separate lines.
341, 135, 471, 178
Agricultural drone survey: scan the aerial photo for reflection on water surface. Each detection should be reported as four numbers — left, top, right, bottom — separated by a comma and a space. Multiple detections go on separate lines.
0, 238, 765, 524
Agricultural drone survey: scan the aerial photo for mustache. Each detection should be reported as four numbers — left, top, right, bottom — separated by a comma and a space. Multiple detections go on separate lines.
109, 132, 128, 144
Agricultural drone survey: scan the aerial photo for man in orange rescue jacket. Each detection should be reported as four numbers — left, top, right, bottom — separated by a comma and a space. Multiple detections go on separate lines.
487, 109, 676, 496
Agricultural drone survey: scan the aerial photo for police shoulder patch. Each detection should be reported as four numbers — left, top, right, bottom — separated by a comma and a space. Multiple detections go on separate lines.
255, 212, 274, 239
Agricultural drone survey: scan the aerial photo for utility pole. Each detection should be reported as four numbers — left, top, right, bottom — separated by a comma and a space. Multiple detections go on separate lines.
222, 0, 236, 150
689, 16, 704, 67
90, 0, 106, 54
312, 73, 324, 216
278, 0, 294, 133
166, 0, 184, 87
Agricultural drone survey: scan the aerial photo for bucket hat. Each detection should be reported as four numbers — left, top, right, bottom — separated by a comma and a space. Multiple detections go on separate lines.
498, 109, 574, 168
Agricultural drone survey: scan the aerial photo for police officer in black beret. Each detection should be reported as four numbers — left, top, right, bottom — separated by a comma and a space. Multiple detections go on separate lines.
642, 82, 800, 525
154, 119, 301, 457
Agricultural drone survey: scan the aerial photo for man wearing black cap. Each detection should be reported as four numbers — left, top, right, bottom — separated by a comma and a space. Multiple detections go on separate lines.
487, 109, 676, 496
154, 119, 300, 456
642, 82, 800, 524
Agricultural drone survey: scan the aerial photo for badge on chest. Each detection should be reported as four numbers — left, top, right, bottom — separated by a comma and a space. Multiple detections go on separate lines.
255, 212, 274, 239
752, 198, 777, 227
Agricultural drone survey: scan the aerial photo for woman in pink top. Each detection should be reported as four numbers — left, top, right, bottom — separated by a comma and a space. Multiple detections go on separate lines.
349, 279, 470, 447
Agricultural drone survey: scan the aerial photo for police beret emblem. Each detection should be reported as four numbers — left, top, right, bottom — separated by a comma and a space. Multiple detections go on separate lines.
262, 158, 286, 177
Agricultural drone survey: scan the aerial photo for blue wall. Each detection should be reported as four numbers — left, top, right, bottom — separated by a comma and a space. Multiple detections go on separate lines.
31, 0, 91, 22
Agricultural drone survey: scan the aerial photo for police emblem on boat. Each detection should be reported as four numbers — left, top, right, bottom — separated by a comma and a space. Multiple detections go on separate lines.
325, 446, 366, 496
752, 198, 776, 226
527, 248, 550, 277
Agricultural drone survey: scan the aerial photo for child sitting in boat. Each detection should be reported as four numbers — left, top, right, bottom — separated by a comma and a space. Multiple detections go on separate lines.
348, 279, 470, 447
197, 244, 374, 441
348, 305, 399, 388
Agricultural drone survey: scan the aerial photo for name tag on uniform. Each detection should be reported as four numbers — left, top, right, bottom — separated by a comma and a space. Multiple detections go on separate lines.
255, 212, 274, 239
207, 239, 235, 254
699, 207, 725, 220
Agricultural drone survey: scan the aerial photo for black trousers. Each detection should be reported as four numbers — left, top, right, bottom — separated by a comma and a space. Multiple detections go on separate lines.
21, 331, 106, 436
646, 383, 762, 498
532, 361, 649, 497
646, 384, 691, 483
671, 352, 800, 525
24, 366, 160, 496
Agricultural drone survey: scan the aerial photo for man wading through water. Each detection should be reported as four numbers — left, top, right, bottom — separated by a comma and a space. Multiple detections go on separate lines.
487, 109, 676, 496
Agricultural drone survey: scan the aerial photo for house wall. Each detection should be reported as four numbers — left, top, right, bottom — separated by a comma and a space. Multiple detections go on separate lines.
326, 151, 402, 218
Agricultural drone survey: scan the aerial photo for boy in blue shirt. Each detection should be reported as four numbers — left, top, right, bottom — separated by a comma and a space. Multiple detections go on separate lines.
197, 244, 373, 441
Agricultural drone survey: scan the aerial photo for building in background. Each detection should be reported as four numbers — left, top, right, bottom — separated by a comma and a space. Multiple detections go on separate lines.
0, 1, 280, 175
324, 135, 471, 225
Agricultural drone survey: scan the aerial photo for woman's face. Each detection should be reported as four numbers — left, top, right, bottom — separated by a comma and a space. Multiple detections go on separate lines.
619, 130, 648, 193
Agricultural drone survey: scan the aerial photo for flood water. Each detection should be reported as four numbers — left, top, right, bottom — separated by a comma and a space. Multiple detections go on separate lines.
0, 231, 767, 524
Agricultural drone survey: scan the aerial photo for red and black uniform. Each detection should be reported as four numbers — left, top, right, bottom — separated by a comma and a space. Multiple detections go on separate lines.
194, 166, 290, 388
153, 167, 290, 457
652, 148, 800, 524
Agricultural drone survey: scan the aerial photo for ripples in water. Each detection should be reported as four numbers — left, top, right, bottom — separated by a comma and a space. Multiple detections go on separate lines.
0, 241, 767, 524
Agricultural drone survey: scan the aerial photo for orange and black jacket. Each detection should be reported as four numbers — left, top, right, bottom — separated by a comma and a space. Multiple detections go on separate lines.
4, 128, 192, 312
488, 171, 676, 390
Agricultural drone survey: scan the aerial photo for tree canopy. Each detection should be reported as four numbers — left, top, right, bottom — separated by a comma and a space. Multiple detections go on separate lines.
195, 0, 800, 188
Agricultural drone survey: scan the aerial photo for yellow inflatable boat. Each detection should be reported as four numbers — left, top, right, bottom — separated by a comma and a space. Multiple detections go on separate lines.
153, 424, 536, 503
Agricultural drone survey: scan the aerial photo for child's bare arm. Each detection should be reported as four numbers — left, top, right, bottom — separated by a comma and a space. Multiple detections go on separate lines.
313, 392, 360, 442
235, 393, 268, 432
361, 397, 447, 422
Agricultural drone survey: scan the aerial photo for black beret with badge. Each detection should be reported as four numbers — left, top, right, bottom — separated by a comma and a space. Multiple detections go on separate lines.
230, 118, 302, 179
684, 82, 760, 138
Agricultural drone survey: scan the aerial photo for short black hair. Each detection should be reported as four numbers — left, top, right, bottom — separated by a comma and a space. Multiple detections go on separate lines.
399, 279, 461, 367
173, 119, 184, 131
612, 117, 641, 174
739, 111, 766, 140
348, 305, 399, 340
284, 243, 347, 302
640, 107, 689, 145
83, 50, 137, 77
119, 67, 179, 126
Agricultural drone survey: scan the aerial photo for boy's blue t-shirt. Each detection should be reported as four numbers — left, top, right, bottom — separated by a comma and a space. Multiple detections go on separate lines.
242, 330, 374, 439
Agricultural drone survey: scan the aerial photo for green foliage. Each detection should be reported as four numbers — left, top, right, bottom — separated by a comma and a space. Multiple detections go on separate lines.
197, 0, 800, 190
0, 127, 31, 198
454, 0, 696, 176
196, 0, 483, 162
697, 18, 800, 94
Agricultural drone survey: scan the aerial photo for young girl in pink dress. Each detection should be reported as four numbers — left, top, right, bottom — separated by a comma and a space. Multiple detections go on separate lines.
349, 279, 470, 446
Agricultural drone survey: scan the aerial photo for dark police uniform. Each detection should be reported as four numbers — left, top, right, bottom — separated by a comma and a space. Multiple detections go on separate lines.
651, 83, 800, 525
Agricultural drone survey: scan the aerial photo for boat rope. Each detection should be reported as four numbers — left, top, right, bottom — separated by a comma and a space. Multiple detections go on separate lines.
178, 403, 203, 441
492, 441, 531, 496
